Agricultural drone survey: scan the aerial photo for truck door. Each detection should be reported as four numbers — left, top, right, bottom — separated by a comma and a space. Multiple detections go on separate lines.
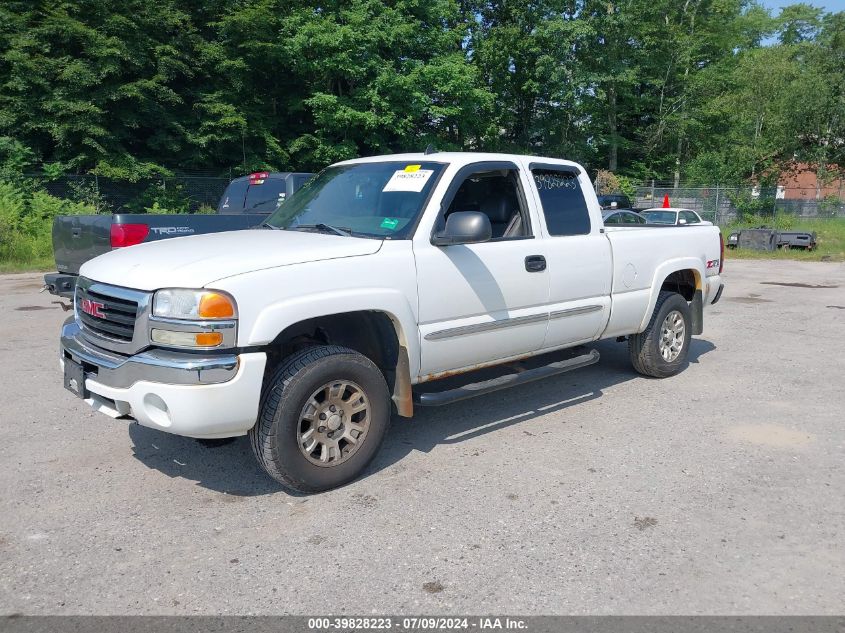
527, 164, 612, 348
413, 162, 550, 378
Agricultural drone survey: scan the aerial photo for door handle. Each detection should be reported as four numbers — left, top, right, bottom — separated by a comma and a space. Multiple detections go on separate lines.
71, 228, 81, 238
525, 255, 546, 272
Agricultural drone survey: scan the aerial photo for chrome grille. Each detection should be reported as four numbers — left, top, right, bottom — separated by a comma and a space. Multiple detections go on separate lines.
75, 278, 151, 354
77, 285, 138, 341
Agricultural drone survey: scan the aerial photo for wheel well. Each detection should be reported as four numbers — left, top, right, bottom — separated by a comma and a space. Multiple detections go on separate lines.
265, 310, 402, 399
661, 269, 698, 301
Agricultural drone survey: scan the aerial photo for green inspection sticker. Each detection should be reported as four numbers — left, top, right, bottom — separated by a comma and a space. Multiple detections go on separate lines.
380, 217, 400, 230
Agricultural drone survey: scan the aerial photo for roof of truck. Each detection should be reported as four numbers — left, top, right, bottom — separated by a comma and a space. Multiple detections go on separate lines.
336, 152, 583, 171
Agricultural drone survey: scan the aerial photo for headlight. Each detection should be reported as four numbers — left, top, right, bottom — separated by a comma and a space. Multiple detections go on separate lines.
152, 289, 237, 320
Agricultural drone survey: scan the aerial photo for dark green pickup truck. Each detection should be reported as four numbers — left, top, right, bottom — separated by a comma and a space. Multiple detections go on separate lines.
44, 171, 312, 297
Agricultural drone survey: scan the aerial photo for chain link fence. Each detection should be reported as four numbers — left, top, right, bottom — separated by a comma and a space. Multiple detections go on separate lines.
23, 173, 845, 224
633, 183, 845, 227
26, 173, 233, 213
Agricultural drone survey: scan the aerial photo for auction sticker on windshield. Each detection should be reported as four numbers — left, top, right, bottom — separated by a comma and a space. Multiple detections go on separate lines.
382, 168, 434, 192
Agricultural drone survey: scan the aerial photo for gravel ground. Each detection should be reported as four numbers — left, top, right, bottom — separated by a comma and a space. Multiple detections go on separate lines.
0, 260, 843, 615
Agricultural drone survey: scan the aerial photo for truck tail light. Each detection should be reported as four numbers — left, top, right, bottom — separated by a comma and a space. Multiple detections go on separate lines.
111, 223, 150, 247
719, 232, 725, 274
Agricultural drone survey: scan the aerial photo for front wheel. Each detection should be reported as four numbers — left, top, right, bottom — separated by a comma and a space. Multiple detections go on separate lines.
629, 291, 692, 378
250, 345, 391, 493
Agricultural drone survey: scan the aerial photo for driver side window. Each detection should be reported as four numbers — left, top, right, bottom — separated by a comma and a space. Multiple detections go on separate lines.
443, 169, 531, 240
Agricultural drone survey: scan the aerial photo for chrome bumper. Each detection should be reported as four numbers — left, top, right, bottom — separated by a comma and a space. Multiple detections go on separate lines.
60, 318, 239, 389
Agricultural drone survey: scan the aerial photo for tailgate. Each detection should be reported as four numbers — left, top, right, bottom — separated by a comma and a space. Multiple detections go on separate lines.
52, 215, 112, 275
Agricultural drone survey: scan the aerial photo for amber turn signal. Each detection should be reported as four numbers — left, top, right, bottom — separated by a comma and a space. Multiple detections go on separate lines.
194, 332, 224, 347
198, 292, 235, 318
151, 329, 224, 348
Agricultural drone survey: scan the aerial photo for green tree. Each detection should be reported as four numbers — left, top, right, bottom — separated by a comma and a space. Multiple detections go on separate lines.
0, 0, 211, 176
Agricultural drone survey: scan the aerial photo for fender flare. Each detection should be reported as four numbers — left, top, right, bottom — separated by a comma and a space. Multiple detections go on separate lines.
639, 258, 705, 333
245, 288, 419, 417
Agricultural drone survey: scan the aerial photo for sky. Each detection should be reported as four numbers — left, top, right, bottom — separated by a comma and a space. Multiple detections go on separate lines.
761, 0, 845, 13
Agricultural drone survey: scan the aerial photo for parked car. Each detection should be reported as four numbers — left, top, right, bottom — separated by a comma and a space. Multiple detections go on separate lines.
602, 210, 647, 225
641, 207, 704, 226
597, 193, 632, 210
43, 171, 314, 297
59, 152, 724, 493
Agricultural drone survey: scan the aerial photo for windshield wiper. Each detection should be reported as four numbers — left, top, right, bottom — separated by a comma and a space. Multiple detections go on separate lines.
291, 223, 352, 237
258, 221, 282, 230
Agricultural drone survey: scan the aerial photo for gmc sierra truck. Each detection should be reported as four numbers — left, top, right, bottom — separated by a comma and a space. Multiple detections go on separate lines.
44, 171, 313, 297
59, 152, 725, 493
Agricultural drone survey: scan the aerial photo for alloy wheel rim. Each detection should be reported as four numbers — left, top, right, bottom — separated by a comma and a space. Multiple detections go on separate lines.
658, 310, 686, 362
297, 380, 371, 467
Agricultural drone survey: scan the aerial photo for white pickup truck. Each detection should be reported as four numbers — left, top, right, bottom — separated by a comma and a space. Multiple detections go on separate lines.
60, 152, 724, 492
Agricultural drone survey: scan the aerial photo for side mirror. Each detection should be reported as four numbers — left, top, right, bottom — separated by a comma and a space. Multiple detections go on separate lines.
678, 218, 688, 225
432, 211, 492, 246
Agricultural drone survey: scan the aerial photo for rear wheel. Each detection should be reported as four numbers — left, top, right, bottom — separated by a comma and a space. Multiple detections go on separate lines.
250, 345, 391, 493
629, 291, 692, 378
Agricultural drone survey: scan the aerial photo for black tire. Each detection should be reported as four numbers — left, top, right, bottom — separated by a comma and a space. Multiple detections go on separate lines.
194, 437, 237, 447
628, 291, 692, 378
249, 345, 391, 493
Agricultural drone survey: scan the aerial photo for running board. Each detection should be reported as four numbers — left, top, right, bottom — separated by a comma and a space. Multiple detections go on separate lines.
413, 348, 600, 407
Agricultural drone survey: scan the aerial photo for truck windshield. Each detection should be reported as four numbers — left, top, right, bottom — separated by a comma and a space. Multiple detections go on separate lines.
264, 161, 445, 238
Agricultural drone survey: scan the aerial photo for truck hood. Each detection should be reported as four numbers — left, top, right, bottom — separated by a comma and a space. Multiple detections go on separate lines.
79, 229, 383, 291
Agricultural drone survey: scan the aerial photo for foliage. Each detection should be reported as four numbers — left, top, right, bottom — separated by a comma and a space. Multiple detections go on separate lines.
0, 135, 35, 178
614, 176, 638, 200
0, 180, 95, 265
67, 179, 112, 214
130, 181, 192, 214
727, 190, 777, 222
0, 1, 842, 183
594, 170, 638, 199
595, 170, 619, 196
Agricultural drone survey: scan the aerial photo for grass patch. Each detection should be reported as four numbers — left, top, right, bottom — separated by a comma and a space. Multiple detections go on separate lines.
0, 257, 55, 274
722, 218, 845, 262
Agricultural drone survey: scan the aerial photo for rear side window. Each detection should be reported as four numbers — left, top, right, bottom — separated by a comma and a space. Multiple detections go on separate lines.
244, 179, 288, 213
218, 180, 249, 213
532, 169, 591, 236
680, 211, 699, 224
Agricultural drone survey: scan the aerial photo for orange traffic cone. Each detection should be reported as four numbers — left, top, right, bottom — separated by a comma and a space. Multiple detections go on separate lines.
662, 194, 671, 208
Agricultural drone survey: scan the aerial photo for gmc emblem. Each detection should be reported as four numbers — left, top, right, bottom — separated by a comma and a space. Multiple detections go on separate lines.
80, 298, 105, 319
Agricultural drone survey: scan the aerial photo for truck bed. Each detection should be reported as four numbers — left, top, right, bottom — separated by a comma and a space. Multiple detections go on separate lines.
600, 223, 723, 338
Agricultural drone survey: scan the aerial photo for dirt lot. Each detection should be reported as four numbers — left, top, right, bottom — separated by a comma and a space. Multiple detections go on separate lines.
0, 260, 843, 615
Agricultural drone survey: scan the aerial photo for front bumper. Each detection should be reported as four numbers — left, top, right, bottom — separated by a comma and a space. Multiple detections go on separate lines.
60, 319, 266, 438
